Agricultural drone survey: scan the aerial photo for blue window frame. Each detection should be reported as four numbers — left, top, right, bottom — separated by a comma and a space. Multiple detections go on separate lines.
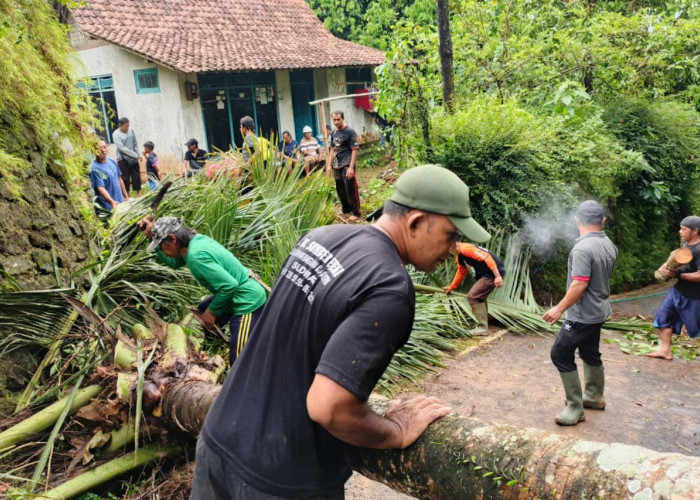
78, 74, 119, 142
134, 68, 160, 94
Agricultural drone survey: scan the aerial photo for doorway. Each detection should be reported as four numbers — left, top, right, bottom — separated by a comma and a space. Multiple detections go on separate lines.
199, 72, 279, 152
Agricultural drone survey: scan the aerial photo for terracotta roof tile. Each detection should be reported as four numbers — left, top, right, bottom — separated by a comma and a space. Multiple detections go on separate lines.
71, 0, 384, 73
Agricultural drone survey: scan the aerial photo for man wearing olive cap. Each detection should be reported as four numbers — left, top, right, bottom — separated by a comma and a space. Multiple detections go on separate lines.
191, 164, 489, 499
138, 216, 266, 365
543, 200, 618, 426
647, 215, 700, 360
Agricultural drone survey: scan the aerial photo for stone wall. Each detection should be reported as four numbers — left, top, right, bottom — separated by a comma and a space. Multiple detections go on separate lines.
0, 154, 93, 291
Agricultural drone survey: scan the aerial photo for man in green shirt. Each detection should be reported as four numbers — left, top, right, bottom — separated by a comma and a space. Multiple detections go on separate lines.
140, 216, 267, 364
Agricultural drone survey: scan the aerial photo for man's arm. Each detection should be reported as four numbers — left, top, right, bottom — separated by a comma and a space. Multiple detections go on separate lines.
346, 148, 359, 180
678, 270, 700, 282
96, 186, 118, 208
542, 279, 588, 324
307, 374, 450, 449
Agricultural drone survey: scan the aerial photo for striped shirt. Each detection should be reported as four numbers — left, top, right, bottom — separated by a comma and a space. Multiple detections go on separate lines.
299, 137, 320, 157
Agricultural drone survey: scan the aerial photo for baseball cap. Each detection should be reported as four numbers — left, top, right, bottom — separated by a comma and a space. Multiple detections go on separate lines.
389, 164, 490, 243
185, 138, 198, 147
680, 215, 700, 231
576, 200, 605, 224
302, 125, 313, 134
147, 216, 183, 252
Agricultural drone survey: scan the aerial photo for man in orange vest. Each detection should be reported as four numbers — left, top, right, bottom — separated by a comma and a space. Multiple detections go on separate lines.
444, 243, 505, 335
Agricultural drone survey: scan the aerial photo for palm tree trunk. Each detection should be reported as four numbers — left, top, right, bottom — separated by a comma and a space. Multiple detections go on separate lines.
160, 383, 700, 498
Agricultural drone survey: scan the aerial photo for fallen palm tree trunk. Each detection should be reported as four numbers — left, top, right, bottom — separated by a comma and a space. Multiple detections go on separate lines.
349, 399, 700, 499
160, 383, 700, 499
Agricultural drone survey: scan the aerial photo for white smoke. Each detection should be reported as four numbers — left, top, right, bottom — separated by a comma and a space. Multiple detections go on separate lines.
520, 202, 580, 258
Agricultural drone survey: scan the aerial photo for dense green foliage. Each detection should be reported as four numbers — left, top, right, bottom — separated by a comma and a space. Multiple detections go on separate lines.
333, 0, 700, 293
0, 0, 96, 196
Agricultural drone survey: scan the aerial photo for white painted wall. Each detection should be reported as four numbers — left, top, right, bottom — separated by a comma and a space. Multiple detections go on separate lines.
75, 45, 205, 166
275, 70, 295, 138
323, 68, 377, 141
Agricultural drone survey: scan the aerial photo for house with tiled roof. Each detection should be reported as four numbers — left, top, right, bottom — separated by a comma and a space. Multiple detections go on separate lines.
69, 0, 384, 164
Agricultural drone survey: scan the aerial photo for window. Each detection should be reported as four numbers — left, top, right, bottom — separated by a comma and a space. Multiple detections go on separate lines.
79, 75, 118, 142
346, 67, 373, 94
134, 68, 160, 94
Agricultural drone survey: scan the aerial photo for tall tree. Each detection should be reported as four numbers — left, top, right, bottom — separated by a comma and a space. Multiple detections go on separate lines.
435, 0, 455, 113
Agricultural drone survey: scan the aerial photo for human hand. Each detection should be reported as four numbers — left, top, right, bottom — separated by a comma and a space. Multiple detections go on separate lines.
443, 286, 452, 295
542, 306, 563, 325
200, 309, 217, 331
662, 265, 676, 278
346, 167, 355, 180
494, 276, 503, 288
137, 215, 155, 238
137, 156, 144, 163
384, 396, 451, 449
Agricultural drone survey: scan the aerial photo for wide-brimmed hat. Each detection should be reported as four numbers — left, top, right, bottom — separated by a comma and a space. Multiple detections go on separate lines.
389, 164, 490, 243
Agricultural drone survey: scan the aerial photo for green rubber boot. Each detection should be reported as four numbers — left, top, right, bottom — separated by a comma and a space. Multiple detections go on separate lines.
555, 370, 585, 426
582, 362, 606, 410
468, 302, 489, 336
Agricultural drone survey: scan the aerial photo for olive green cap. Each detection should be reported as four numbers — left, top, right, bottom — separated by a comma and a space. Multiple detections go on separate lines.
390, 164, 490, 243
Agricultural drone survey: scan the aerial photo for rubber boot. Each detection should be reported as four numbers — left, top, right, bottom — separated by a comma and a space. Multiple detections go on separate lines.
555, 370, 585, 426
468, 302, 489, 336
582, 362, 606, 410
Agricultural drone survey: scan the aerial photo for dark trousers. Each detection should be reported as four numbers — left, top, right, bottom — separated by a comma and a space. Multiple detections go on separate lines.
550, 320, 604, 372
468, 277, 495, 306
198, 297, 263, 365
118, 157, 141, 193
191, 439, 345, 500
333, 166, 360, 216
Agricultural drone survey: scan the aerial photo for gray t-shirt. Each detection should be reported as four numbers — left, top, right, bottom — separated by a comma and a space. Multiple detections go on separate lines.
112, 128, 139, 161
565, 231, 618, 324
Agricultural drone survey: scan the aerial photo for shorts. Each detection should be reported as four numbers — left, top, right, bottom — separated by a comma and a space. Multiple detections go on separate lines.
653, 287, 700, 338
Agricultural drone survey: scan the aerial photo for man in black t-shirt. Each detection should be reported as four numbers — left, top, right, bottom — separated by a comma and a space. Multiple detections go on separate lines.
647, 215, 700, 360
182, 138, 208, 177
327, 110, 361, 219
191, 164, 492, 500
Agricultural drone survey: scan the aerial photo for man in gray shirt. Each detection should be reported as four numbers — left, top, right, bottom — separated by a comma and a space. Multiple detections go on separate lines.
112, 117, 142, 196
543, 200, 617, 426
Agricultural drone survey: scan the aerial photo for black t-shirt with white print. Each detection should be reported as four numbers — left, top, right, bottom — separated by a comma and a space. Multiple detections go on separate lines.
331, 125, 358, 169
200, 224, 415, 497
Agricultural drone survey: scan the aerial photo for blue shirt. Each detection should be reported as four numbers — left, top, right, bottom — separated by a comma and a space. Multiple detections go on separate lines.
89, 157, 123, 211
279, 139, 298, 164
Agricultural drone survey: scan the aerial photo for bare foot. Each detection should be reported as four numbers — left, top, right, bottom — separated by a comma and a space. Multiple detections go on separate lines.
646, 350, 673, 360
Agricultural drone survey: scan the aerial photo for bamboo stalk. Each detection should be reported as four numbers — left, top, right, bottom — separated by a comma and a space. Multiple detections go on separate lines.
0, 385, 103, 451
42, 443, 179, 500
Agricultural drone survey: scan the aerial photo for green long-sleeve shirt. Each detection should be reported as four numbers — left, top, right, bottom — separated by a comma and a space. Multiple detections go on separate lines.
156, 234, 266, 316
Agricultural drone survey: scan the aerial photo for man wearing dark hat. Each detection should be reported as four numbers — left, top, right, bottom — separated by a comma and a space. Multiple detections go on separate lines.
182, 139, 208, 177
138, 216, 266, 365
647, 215, 700, 360
543, 200, 617, 426
191, 164, 490, 499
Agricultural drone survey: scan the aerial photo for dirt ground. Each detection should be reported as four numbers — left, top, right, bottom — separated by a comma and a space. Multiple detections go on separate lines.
346, 282, 700, 498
